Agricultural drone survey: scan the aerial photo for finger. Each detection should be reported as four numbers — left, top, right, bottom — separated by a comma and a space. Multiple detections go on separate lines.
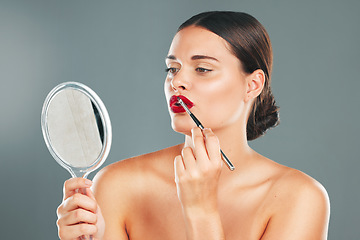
181, 147, 196, 170
86, 187, 96, 201
58, 208, 98, 227
58, 223, 97, 240
174, 155, 185, 182
191, 127, 209, 163
61, 192, 98, 214
203, 128, 222, 164
63, 178, 92, 200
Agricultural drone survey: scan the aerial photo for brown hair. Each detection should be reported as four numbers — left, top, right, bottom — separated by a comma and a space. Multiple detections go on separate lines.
178, 11, 279, 140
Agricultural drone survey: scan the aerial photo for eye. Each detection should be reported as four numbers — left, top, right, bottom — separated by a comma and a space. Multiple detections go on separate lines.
196, 67, 212, 73
165, 67, 179, 74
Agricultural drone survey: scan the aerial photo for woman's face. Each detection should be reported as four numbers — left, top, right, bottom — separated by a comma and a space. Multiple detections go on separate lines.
164, 26, 250, 135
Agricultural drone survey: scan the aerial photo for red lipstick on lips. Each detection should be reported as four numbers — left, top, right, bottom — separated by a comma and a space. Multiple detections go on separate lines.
170, 95, 194, 113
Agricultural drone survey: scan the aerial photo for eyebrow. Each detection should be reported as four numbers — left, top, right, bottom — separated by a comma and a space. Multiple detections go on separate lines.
166, 55, 177, 60
191, 55, 219, 62
166, 54, 219, 62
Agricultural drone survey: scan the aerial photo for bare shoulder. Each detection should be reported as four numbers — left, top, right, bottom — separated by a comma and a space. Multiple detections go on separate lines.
92, 144, 182, 198
254, 154, 329, 204
90, 144, 182, 238
272, 165, 330, 207
260, 159, 330, 239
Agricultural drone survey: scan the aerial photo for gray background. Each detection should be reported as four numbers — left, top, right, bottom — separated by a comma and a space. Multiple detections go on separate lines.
0, 0, 359, 239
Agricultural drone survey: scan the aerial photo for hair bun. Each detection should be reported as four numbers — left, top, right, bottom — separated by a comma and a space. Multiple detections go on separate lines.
246, 89, 279, 141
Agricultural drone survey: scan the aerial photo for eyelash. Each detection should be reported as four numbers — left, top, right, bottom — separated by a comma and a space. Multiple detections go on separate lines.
165, 67, 178, 74
196, 67, 212, 73
165, 67, 212, 74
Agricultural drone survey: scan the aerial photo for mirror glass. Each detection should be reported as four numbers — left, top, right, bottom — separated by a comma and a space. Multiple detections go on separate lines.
41, 82, 112, 178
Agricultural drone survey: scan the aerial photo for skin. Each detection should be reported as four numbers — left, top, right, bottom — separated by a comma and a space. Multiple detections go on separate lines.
56, 26, 330, 240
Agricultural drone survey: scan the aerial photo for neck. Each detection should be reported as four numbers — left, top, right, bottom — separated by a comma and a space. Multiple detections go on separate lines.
183, 122, 254, 172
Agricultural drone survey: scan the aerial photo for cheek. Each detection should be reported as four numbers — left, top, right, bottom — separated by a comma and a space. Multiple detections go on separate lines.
164, 79, 172, 101
201, 75, 245, 104
196, 76, 246, 126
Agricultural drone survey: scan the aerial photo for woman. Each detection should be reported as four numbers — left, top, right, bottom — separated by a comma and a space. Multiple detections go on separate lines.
56, 11, 330, 239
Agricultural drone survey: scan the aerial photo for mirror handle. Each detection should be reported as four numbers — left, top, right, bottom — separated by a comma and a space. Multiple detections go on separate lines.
75, 188, 94, 240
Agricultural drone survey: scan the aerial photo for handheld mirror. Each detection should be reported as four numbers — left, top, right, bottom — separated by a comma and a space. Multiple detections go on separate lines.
41, 82, 112, 179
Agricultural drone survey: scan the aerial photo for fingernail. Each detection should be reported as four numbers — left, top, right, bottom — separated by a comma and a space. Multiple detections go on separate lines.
85, 179, 92, 186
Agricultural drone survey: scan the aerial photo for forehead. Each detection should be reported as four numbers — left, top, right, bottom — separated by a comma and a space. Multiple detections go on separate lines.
167, 26, 233, 61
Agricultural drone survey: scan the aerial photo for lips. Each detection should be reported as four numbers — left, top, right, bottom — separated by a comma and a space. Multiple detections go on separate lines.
169, 95, 194, 113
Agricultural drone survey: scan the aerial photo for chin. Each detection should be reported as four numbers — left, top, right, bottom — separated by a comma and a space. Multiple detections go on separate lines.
170, 116, 194, 136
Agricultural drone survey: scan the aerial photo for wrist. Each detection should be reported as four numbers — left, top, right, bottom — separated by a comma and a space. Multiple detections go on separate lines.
182, 207, 225, 240
182, 204, 220, 220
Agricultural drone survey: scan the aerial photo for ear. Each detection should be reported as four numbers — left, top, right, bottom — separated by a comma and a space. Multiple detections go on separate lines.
244, 69, 265, 103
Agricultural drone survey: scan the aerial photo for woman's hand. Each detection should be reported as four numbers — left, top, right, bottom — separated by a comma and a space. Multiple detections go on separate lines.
174, 127, 223, 214
56, 178, 105, 240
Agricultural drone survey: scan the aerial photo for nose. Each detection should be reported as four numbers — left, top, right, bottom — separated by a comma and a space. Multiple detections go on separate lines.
170, 79, 184, 92
170, 70, 191, 92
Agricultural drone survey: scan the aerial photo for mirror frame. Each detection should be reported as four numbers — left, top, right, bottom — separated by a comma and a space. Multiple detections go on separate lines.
41, 82, 112, 178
